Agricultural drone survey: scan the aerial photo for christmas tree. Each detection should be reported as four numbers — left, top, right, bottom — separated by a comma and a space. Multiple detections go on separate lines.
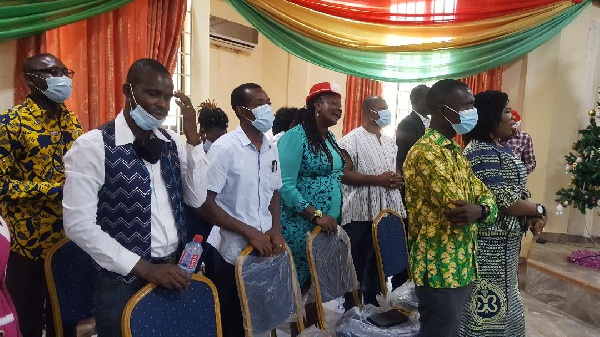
555, 99, 600, 214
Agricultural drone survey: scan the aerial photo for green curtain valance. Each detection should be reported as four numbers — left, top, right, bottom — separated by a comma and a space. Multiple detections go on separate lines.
0, 0, 134, 42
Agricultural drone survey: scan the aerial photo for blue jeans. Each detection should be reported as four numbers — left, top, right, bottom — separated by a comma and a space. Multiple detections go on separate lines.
93, 274, 146, 337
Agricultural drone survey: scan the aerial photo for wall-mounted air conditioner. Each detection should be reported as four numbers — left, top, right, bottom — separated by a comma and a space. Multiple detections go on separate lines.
210, 16, 258, 52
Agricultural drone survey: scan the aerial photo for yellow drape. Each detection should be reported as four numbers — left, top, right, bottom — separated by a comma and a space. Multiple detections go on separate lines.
248, 0, 574, 51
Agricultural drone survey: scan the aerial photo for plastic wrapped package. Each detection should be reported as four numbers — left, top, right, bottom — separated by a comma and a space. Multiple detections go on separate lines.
236, 247, 304, 336
297, 325, 334, 337
306, 226, 359, 304
376, 280, 419, 318
335, 304, 420, 337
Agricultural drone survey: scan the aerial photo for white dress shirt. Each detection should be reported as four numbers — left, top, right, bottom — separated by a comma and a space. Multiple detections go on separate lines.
338, 127, 406, 225
416, 111, 431, 129
206, 126, 282, 265
63, 112, 208, 277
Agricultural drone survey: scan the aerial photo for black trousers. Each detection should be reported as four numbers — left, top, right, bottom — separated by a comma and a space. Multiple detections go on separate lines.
204, 248, 244, 337
415, 279, 473, 337
6, 252, 77, 337
343, 221, 381, 310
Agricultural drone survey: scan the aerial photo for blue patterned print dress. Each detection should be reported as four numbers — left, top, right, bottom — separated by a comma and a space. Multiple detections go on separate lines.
460, 140, 529, 337
277, 125, 343, 286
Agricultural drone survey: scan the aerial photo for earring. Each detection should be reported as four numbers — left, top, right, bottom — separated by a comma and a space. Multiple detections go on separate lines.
316, 109, 320, 117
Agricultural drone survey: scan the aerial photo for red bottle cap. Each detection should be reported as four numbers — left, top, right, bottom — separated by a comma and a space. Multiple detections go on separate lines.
193, 235, 203, 243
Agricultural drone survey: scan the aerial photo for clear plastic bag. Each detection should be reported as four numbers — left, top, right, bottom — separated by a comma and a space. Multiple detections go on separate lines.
376, 280, 418, 312
237, 249, 302, 335
335, 304, 420, 337
297, 325, 334, 336
307, 227, 359, 304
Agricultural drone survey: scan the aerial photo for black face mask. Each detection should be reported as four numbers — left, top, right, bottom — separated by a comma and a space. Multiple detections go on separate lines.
133, 137, 164, 164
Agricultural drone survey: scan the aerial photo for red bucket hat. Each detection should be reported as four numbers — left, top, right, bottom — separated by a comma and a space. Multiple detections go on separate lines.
305, 82, 341, 105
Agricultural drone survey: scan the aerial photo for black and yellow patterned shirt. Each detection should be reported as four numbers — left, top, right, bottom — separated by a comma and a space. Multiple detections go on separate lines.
403, 129, 498, 288
0, 98, 83, 260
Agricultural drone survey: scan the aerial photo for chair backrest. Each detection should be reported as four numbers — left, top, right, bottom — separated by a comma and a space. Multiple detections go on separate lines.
372, 210, 410, 295
306, 226, 360, 331
235, 245, 304, 337
122, 273, 222, 337
44, 238, 98, 337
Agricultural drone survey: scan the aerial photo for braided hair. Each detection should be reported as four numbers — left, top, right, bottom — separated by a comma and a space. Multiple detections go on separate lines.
197, 99, 228, 131
292, 95, 344, 167
463, 90, 509, 144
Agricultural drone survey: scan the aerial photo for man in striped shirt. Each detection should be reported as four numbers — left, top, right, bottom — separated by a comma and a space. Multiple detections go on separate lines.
338, 96, 406, 310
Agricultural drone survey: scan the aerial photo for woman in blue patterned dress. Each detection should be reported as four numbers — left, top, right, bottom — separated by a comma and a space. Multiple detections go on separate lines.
459, 90, 547, 337
277, 82, 344, 333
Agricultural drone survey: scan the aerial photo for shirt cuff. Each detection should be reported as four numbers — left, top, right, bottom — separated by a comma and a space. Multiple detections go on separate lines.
115, 251, 142, 277
294, 200, 310, 214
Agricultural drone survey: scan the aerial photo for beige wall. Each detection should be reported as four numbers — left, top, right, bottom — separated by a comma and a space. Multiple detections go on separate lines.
207, 0, 347, 137
501, 4, 600, 253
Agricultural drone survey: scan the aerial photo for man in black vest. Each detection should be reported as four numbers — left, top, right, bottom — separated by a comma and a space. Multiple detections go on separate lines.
63, 59, 208, 336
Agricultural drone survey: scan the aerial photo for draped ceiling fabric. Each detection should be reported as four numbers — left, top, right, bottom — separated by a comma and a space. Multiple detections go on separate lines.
226, 0, 590, 82
0, 0, 135, 42
343, 77, 383, 135
13, 0, 187, 131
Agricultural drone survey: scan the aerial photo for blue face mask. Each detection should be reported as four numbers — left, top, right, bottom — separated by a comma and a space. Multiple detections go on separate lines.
443, 105, 478, 135
371, 109, 392, 127
30, 75, 73, 103
128, 85, 165, 131
243, 104, 274, 133
203, 140, 212, 153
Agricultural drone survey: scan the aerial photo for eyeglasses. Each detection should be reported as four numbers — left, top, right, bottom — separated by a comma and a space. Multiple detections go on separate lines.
30, 67, 75, 78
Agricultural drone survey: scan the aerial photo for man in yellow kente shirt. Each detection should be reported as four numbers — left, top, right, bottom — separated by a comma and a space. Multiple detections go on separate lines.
0, 54, 83, 337
403, 79, 498, 337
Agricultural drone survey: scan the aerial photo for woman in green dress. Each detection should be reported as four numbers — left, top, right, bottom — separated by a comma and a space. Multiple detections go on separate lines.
460, 90, 547, 337
277, 82, 344, 333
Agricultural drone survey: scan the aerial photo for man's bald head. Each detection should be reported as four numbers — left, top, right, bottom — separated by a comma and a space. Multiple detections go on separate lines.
362, 96, 386, 113
23, 54, 65, 74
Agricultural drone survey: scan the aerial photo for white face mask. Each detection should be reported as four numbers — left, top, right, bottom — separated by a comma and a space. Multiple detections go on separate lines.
29, 74, 73, 103
443, 105, 478, 135
128, 84, 165, 130
243, 104, 274, 133
370, 109, 392, 127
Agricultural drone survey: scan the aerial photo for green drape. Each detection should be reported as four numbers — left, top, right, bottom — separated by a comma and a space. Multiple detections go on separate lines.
0, 0, 134, 42
226, 0, 589, 82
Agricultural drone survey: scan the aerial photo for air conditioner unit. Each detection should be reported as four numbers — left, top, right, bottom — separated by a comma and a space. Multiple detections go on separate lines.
210, 16, 258, 52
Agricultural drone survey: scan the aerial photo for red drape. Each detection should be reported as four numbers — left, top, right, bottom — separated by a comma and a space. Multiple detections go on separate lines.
14, 0, 187, 131
287, 0, 570, 24
343, 76, 384, 135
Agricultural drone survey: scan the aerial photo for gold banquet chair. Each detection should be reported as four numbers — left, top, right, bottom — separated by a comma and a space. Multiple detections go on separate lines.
306, 226, 360, 332
372, 209, 410, 296
122, 273, 222, 337
235, 244, 305, 337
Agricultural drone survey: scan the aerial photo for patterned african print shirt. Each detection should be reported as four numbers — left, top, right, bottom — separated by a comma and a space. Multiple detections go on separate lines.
0, 98, 83, 260
403, 129, 497, 288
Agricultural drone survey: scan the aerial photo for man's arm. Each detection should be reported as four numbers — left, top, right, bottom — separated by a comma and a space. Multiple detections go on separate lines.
266, 190, 285, 256
340, 149, 402, 188
0, 112, 62, 201
522, 133, 537, 174
175, 91, 208, 207
200, 191, 273, 257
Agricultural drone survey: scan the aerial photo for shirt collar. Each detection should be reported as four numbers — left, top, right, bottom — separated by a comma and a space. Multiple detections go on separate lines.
425, 129, 462, 152
114, 111, 171, 146
233, 125, 271, 150
26, 97, 69, 118
414, 110, 430, 127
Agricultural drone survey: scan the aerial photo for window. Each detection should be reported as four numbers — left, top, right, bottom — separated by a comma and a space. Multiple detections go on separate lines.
381, 81, 436, 138
165, 0, 192, 135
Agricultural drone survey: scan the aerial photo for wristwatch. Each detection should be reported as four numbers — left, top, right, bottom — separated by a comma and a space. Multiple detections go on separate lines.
535, 204, 547, 218
311, 209, 323, 222
478, 205, 490, 222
